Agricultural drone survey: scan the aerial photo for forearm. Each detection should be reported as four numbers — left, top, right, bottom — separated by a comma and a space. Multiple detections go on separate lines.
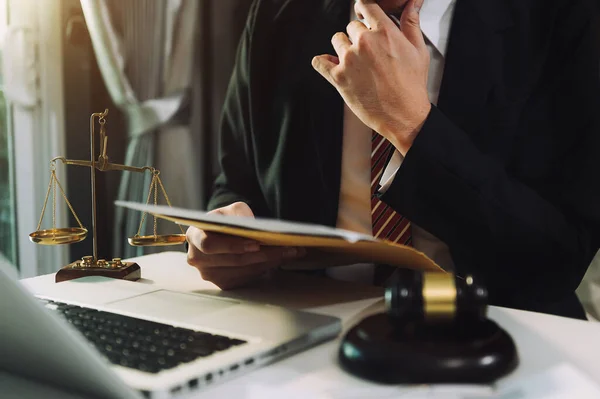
207, 172, 267, 215
208, 0, 267, 214
381, 106, 598, 304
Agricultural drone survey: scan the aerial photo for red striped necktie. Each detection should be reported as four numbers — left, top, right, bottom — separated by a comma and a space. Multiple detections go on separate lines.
371, 132, 412, 245
371, 132, 412, 285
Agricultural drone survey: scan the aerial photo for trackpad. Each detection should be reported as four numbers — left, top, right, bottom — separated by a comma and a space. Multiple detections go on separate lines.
107, 290, 238, 323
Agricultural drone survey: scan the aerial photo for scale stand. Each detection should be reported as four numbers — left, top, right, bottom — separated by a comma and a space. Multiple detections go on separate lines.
29, 109, 186, 283
55, 257, 141, 283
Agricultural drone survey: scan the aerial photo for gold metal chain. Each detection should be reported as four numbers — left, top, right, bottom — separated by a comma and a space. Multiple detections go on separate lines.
52, 170, 57, 231
156, 175, 185, 235
134, 169, 185, 238
136, 173, 157, 237
36, 169, 55, 231
153, 171, 158, 238
54, 170, 85, 229
35, 162, 85, 231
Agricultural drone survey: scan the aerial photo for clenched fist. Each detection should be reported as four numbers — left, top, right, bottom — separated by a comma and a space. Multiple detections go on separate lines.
312, 0, 431, 155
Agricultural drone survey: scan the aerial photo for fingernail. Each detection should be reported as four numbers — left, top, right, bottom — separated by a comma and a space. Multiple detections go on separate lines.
244, 242, 260, 252
415, 0, 424, 13
284, 248, 298, 257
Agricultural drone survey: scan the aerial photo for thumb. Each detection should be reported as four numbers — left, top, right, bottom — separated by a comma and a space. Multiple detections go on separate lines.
400, 0, 426, 48
213, 201, 255, 218
230, 202, 255, 218
311, 54, 340, 86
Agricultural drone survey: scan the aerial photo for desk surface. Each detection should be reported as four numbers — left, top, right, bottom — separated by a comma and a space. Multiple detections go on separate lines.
22, 252, 600, 398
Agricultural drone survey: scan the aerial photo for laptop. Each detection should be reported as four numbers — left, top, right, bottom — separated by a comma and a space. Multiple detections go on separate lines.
0, 268, 341, 398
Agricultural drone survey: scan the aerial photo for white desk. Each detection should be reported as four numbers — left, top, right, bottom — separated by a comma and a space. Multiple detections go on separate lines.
22, 252, 600, 398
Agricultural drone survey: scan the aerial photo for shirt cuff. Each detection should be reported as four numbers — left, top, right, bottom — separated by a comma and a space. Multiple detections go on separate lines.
378, 149, 404, 194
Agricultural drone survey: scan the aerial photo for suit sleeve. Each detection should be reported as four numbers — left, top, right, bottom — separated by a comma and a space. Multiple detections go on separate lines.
380, 2, 600, 306
207, 1, 268, 214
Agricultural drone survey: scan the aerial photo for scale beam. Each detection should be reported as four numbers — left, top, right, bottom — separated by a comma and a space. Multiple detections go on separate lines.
52, 156, 153, 174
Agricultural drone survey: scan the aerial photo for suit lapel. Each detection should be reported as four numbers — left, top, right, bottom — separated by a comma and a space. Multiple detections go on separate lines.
438, 0, 515, 135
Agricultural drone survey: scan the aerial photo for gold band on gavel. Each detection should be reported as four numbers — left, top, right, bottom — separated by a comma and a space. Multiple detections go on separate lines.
422, 272, 457, 321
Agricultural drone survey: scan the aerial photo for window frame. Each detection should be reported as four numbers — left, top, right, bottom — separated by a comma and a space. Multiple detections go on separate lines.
9, 0, 68, 277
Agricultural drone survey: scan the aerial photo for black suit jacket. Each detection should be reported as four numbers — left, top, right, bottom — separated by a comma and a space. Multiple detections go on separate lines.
208, 0, 600, 319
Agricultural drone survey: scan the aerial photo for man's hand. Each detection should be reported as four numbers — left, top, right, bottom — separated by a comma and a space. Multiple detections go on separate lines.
186, 202, 305, 289
312, 0, 431, 155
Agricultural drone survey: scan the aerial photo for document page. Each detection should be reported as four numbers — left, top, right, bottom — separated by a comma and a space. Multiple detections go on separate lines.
116, 201, 376, 244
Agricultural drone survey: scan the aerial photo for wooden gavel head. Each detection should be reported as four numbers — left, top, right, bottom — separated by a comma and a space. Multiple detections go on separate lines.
384, 269, 488, 324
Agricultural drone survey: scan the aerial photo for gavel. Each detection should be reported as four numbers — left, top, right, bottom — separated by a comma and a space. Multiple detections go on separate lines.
338, 268, 518, 384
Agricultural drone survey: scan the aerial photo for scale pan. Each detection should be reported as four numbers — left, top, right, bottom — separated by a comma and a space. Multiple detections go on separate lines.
128, 234, 186, 247
29, 227, 88, 245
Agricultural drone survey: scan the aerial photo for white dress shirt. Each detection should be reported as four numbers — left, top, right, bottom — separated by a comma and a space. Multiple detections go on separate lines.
330, 0, 457, 283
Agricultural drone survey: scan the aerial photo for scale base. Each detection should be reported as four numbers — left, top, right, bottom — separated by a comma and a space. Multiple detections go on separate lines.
55, 256, 141, 283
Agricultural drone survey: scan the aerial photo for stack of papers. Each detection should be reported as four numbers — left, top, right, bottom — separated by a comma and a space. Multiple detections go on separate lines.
115, 202, 443, 272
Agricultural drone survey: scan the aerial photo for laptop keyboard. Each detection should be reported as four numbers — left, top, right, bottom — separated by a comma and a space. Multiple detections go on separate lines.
41, 300, 247, 374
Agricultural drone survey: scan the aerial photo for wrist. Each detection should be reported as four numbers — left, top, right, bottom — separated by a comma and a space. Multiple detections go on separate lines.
385, 102, 431, 156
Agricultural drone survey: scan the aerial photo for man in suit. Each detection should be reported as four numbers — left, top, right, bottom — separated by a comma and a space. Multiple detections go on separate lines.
187, 0, 600, 319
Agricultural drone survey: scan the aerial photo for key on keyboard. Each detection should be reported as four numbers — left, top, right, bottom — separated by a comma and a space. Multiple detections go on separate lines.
42, 300, 247, 374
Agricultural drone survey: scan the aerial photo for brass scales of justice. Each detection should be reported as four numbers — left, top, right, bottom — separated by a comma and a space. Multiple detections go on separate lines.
29, 109, 187, 283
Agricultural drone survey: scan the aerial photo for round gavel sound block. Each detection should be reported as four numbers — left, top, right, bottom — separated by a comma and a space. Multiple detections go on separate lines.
339, 313, 518, 384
